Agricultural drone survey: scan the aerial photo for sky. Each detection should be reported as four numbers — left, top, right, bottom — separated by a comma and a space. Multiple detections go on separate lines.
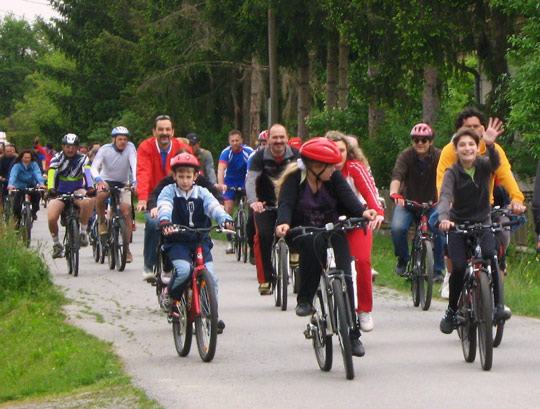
0, 0, 60, 21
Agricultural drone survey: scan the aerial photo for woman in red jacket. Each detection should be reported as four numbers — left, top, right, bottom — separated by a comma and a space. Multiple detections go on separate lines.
326, 131, 384, 332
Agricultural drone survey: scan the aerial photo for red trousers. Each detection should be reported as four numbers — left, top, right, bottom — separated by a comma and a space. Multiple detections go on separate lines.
347, 227, 373, 312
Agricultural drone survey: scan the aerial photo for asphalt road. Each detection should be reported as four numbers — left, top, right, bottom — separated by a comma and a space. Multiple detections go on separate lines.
31, 208, 540, 409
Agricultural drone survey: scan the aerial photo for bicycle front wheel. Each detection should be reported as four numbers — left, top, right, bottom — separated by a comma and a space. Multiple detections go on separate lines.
272, 243, 282, 308
476, 270, 493, 371
419, 240, 434, 311
240, 211, 248, 263
492, 264, 505, 348
278, 240, 289, 311
457, 285, 476, 363
410, 244, 421, 307
67, 218, 80, 277
172, 292, 193, 357
312, 289, 332, 371
114, 218, 128, 271
21, 206, 32, 247
235, 212, 242, 262
332, 279, 354, 380
195, 269, 218, 362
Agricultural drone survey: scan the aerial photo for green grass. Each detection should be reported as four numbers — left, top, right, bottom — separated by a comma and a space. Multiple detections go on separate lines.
371, 232, 540, 318
0, 222, 160, 407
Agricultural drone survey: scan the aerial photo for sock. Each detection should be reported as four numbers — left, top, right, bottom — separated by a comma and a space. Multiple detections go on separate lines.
80, 225, 87, 232
52, 235, 60, 245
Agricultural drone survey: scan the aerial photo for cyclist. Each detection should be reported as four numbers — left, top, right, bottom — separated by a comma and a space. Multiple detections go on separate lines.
136, 115, 190, 281
216, 130, 254, 254
275, 137, 377, 356
437, 108, 526, 298
157, 153, 233, 331
532, 160, 540, 245
90, 126, 137, 263
246, 123, 300, 294
389, 123, 445, 282
438, 126, 512, 333
185, 133, 217, 184
326, 131, 384, 332
257, 130, 268, 149
7, 149, 46, 221
47, 133, 94, 258
0, 144, 17, 204
287, 137, 303, 150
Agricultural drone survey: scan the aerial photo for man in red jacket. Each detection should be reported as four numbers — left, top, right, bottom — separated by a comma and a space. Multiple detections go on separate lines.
137, 115, 191, 281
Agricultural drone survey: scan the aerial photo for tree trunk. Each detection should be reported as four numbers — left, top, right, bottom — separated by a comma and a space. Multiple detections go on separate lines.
231, 68, 241, 130
242, 64, 251, 142
249, 56, 262, 147
338, 35, 349, 109
297, 54, 310, 139
422, 65, 440, 126
268, 8, 278, 125
368, 63, 385, 139
326, 41, 338, 109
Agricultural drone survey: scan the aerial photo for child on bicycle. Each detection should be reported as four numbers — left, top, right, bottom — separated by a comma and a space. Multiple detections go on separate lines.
157, 153, 233, 331
274, 137, 377, 357
438, 124, 510, 334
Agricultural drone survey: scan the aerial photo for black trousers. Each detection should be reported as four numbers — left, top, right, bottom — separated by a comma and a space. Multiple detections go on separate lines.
12, 190, 40, 220
253, 210, 277, 283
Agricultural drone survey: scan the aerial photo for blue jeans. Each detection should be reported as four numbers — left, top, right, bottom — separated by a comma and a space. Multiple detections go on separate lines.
143, 212, 159, 272
391, 205, 445, 271
168, 260, 217, 301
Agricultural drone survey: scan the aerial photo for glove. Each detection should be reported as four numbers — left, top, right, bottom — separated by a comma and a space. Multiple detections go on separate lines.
390, 193, 403, 203
48, 189, 59, 198
159, 220, 173, 230
86, 187, 96, 197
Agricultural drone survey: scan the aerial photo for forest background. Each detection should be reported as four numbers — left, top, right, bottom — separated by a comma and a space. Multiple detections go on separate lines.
2, 0, 540, 188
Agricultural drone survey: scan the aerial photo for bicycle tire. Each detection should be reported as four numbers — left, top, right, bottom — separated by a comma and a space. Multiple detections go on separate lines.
107, 223, 116, 270
420, 240, 434, 311
312, 289, 332, 371
273, 243, 282, 307
68, 218, 80, 277
195, 269, 218, 362
154, 247, 164, 307
172, 292, 193, 357
476, 270, 493, 371
410, 241, 421, 307
21, 206, 32, 247
332, 279, 354, 380
279, 240, 289, 311
114, 217, 128, 271
91, 222, 101, 262
240, 211, 248, 263
492, 264, 505, 348
99, 234, 106, 264
457, 285, 476, 363
235, 211, 242, 262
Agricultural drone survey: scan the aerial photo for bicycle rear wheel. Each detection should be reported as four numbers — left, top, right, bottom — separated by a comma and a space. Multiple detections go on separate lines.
195, 269, 218, 362
278, 240, 289, 311
114, 218, 128, 271
312, 289, 332, 371
476, 270, 493, 371
457, 285, 476, 363
332, 279, 354, 380
419, 240, 434, 311
492, 264, 505, 348
67, 218, 80, 277
172, 292, 193, 357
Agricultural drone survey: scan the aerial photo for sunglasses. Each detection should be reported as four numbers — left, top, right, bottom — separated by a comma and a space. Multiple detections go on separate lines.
412, 137, 430, 144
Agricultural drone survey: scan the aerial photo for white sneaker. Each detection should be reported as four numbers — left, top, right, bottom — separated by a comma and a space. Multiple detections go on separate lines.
142, 270, 154, 282
440, 272, 450, 299
371, 268, 379, 282
225, 242, 234, 254
358, 312, 374, 332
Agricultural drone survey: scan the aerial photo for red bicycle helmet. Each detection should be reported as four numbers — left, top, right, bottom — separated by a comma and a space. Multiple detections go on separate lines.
410, 123, 434, 138
170, 153, 200, 170
258, 130, 268, 141
288, 137, 303, 149
300, 137, 342, 164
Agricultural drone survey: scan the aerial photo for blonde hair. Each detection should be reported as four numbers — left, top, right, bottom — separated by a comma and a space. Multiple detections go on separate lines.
325, 130, 370, 168
274, 161, 300, 201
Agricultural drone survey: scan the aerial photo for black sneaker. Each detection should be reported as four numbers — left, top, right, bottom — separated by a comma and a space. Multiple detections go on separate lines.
433, 270, 444, 284
217, 319, 225, 334
350, 337, 365, 357
395, 258, 407, 276
249, 248, 255, 265
295, 302, 314, 317
52, 243, 64, 259
494, 304, 511, 321
440, 307, 456, 334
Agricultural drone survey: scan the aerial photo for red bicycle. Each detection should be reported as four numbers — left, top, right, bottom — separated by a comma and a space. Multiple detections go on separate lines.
165, 223, 235, 362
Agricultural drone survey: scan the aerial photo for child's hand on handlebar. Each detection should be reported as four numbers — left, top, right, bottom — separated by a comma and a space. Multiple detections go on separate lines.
275, 223, 290, 238
439, 219, 454, 232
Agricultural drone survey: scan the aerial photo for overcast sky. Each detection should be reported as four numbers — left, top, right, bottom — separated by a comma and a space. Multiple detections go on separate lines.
0, 0, 60, 22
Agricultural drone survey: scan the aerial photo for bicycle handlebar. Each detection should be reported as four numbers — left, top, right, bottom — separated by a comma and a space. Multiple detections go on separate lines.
160, 223, 236, 236
287, 217, 368, 237
404, 200, 438, 212
450, 217, 524, 234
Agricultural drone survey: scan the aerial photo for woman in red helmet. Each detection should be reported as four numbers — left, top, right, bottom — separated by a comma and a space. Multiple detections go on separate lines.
275, 137, 377, 357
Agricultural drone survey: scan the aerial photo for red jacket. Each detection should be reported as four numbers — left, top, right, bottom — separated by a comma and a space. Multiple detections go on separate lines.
136, 137, 190, 201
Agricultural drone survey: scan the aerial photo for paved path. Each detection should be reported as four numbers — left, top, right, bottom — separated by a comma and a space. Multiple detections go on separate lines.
31, 209, 540, 409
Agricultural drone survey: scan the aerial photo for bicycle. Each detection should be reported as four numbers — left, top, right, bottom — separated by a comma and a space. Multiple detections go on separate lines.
89, 212, 102, 263
290, 217, 367, 380
8, 188, 43, 247
100, 185, 131, 272
452, 218, 521, 371
152, 232, 175, 313
230, 187, 248, 263
403, 200, 437, 311
166, 223, 236, 362
57, 192, 86, 277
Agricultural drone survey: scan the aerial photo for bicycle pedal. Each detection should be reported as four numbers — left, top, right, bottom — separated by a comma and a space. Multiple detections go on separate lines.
455, 315, 466, 326
304, 325, 314, 339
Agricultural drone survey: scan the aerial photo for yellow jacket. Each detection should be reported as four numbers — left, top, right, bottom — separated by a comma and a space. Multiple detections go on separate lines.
436, 139, 524, 204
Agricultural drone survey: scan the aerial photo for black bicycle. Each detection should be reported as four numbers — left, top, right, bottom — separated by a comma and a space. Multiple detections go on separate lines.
403, 200, 437, 311
89, 212, 102, 263
452, 218, 521, 371
8, 188, 43, 247
230, 187, 249, 263
290, 217, 367, 380
100, 185, 130, 272
58, 193, 86, 277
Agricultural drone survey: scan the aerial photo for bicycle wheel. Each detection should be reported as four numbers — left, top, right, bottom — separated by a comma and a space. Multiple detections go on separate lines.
312, 289, 332, 371
332, 279, 354, 380
235, 212, 242, 262
492, 264, 505, 348
107, 227, 116, 270
419, 240, 434, 311
410, 244, 421, 307
91, 223, 101, 263
240, 211, 248, 263
99, 234, 107, 264
67, 218, 80, 277
272, 243, 282, 307
457, 286, 476, 363
172, 292, 193, 357
21, 206, 32, 247
476, 270, 493, 371
278, 240, 289, 311
114, 218, 128, 271
195, 269, 218, 362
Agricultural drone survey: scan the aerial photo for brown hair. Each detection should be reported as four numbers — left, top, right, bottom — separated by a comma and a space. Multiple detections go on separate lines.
452, 127, 480, 148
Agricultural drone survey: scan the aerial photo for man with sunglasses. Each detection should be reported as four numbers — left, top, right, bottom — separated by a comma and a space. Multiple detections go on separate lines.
389, 123, 445, 279
137, 115, 191, 281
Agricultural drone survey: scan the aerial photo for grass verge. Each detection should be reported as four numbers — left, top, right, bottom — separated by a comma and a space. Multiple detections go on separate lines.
371, 232, 540, 318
